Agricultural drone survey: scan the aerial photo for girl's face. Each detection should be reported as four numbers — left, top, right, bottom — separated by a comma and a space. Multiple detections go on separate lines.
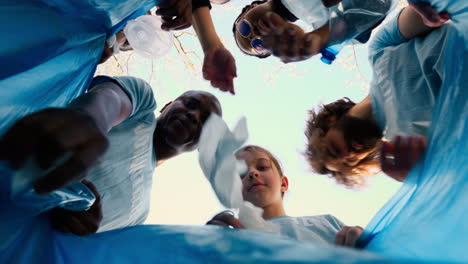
237, 150, 288, 208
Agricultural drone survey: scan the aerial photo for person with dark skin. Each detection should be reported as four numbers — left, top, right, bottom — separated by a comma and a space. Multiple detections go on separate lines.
0, 0, 198, 141
0, 76, 222, 235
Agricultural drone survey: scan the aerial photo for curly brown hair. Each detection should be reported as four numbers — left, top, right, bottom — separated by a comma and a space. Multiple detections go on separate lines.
304, 98, 380, 188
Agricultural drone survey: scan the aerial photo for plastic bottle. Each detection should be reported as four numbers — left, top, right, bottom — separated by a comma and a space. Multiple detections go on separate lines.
283, 0, 397, 64
123, 15, 173, 59
320, 43, 343, 64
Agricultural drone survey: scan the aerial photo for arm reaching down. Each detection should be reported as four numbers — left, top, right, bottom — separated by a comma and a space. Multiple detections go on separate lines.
192, 6, 237, 94
398, 4, 449, 40
0, 79, 133, 194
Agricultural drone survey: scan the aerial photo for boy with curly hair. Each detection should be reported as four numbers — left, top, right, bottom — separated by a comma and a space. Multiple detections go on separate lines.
305, 3, 452, 187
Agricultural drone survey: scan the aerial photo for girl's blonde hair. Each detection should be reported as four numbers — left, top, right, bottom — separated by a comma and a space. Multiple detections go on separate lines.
237, 145, 286, 197
237, 145, 284, 178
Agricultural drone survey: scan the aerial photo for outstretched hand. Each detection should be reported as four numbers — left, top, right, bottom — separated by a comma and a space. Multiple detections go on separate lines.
381, 136, 427, 182
408, 1, 450, 28
206, 211, 244, 229
0, 108, 109, 194
258, 12, 328, 63
334, 226, 363, 247
203, 45, 237, 94
156, 0, 192, 31
50, 180, 103, 236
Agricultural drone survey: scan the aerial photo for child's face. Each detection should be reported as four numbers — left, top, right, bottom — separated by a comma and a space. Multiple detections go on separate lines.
234, 2, 272, 57
320, 114, 382, 174
237, 150, 288, 208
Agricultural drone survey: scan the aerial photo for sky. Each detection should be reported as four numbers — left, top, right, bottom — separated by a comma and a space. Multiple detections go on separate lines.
96, 0, 403, 227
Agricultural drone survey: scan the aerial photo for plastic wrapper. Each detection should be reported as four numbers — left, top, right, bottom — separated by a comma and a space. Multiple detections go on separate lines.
123, 15, 173, 59
0, 156, 95, 234
327, 0, 397, 45
198, 114, 279, 233
282, 0, 397, 64
7, 153, 95, 214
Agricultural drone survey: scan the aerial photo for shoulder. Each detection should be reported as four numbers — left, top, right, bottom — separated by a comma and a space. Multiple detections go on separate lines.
312, 214, 345, 227
93, 76, 157, 118
368, 8, 406, 55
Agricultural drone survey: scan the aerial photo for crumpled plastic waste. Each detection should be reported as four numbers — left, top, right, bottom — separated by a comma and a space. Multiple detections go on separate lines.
198, 114, 279, 233
2, 153, 95, 216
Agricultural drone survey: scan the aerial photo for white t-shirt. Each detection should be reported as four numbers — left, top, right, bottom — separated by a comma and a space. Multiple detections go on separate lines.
267, 214, 345, 244
85, 76, 157, 232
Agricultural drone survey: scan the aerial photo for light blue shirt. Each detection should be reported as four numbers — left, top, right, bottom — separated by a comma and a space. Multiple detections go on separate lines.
85, 76, 157, 232
409, 0, 468, 49
267, 214, 344, 244
369, 10, 451, 140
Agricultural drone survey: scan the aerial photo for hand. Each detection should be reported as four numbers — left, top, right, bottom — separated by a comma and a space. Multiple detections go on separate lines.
408, 1, 450, 28
0, 108, 109, 194
206, 211, 244, 228
334, 226, 363, 247
322, 0, 342, 7
258, 12, 328, 63
99, 44, 114, 64
203, 45, 237, 94
50, 180, 103, 236
380, 136, 427, 182
156, 0, 192, 31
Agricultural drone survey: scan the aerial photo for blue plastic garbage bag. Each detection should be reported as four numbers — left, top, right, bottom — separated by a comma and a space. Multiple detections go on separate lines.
0, 0, 159, 136
409, 0, 468, 49
0, 154, 412, 263
3, 54, 468, 264
358, 26, 468, 262
1, 214, 419, 263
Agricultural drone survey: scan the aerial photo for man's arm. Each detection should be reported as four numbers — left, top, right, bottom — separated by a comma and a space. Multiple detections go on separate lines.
369, 4, 449, 53
397, 5, 448, 40
68, 80, 132, 133
191, 4, 218, 53
0, 78, 134, 194
192, 5, 237, 94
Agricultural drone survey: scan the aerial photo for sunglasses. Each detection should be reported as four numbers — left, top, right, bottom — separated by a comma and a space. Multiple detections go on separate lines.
236, 19, 267, 53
